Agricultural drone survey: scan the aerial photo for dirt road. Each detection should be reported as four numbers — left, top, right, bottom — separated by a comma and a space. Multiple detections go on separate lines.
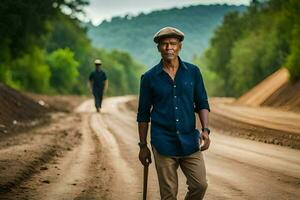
1, 96, 300, 199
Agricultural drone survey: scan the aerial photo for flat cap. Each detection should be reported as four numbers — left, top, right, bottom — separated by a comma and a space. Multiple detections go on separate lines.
153, 27, 184, 43
94, 59, 102, 64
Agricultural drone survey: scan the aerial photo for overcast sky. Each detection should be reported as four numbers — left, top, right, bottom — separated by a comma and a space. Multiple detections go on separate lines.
84, 0, 251, 25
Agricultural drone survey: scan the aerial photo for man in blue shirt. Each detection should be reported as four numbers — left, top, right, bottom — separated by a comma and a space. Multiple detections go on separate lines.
137, 27, 211, 200
89, 59, 108, 112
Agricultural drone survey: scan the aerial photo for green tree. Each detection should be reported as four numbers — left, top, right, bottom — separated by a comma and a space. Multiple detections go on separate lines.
283, 0, 300, 81
204, 12, 243, 96
193, 54, 224, 97
0, 0, 88, 91
94, 49, 145, 96
202, 0, 300, 97
110, 50, 145, 94
0, 0, 88, 59
47, 48, 79, 93
286, 25, 300, 81
12, 47, 51, 92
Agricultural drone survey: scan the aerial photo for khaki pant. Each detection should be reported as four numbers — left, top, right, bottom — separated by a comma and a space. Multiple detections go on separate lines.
152, 147, 207, 200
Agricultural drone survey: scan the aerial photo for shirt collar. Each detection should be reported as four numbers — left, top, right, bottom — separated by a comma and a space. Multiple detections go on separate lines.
155, 56, 188, 75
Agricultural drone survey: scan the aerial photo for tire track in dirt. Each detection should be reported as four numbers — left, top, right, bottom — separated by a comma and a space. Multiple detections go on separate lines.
90, 112, 139, 199
2, 96, 299, 199
0, 113, 82, 198
0, 112, 105, 200
99, 97, 205, 199
0, 141, 56, 194
100, 98, 161, 199
205, 131, 300, 200
98, 96, 300, 200
36, 113, 98, 200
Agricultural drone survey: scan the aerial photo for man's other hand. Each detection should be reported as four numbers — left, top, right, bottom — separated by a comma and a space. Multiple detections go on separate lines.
139, 146, 152, 166
201, 131, 211, 151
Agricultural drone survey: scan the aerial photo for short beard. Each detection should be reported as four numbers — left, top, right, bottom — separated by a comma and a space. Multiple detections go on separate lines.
162, 53, 176, 61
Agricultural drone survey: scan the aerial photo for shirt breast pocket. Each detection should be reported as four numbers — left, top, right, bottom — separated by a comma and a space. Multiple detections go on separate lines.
182, 81, 194, 97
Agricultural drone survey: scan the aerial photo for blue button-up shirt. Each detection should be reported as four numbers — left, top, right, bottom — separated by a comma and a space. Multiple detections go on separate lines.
137, 57, 210, 157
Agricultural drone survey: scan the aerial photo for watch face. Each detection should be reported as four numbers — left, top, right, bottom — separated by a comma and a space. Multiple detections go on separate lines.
202, 128, 210, 134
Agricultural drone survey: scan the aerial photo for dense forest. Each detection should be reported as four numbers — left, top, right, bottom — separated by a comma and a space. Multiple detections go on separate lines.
0, 0, 144, 95
1, 0, 298, 98
87, 5, 246, 67
197, 0, 300, 97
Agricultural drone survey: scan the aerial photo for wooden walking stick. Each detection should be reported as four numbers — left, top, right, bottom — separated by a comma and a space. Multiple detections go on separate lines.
143, 161, 149, 200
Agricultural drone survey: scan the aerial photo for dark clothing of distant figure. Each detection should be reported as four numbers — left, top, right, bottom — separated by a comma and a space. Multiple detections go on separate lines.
89, 69, 107, 109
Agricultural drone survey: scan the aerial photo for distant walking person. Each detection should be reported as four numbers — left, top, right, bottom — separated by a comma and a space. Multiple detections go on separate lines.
137, 27, 211, 200
89, 59, 108, 112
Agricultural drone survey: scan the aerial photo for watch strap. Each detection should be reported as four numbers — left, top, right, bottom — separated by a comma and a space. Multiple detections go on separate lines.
202, 127, 210, 135
138, 142, 148, 148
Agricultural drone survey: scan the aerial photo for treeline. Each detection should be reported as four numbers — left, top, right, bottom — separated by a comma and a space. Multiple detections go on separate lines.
196, 0, 300, 97
0, 0, 144, 95
87, 4, 246, 67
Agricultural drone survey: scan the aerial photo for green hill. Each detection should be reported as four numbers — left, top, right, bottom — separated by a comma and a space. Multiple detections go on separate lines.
201, 0, 300, 97
86, 4, 246, 67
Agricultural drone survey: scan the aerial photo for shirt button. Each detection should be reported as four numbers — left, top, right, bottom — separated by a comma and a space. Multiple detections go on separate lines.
173, 85, 176, 88
174, 96, 177, 98
176, 131, 180, 134
175, 107, 178, 109
176, 119, 179, 122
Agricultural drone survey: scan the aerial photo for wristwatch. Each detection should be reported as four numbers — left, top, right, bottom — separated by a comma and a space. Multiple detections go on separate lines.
201, 127, 211, 135
138, 142, 148, 148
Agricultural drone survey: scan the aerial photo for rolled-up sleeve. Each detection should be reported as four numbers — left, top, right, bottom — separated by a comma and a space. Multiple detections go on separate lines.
194, 67, 210, 112
137, 74, 152, 122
